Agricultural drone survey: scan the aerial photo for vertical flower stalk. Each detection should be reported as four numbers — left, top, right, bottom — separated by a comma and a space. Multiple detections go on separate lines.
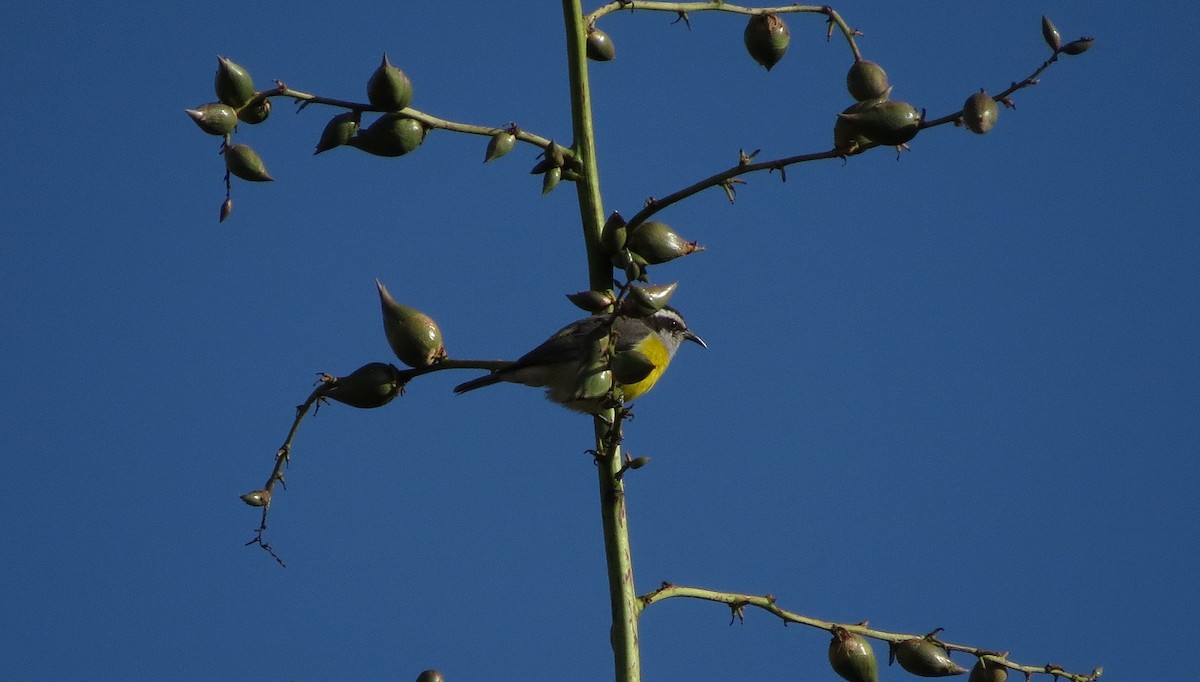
561, 2, 641, 681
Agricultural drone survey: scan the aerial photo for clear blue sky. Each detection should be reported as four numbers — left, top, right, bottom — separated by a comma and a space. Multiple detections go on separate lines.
2, 2, 1195, 680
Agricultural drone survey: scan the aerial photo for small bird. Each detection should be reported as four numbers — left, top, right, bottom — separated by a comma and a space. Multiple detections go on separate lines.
454, 307, 705, 413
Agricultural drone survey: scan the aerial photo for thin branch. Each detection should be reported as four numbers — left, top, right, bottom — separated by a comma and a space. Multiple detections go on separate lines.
921, 50, 1062, 129
585, 2, 863, 58
626, 148, 842, 229
640, 583, 1103, 682
244, 82, 567, 160
624, 40, 1076, 229
241, 356, 516, 562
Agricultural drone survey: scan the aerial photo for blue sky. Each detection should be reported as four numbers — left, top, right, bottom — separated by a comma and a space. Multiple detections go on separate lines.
2, 2, 1196, 680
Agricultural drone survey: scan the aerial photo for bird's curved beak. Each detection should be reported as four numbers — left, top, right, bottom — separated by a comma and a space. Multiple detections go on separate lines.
684, 330, 707, 349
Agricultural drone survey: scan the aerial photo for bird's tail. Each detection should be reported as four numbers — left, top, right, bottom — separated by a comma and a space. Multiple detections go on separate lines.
453, 373, 504, 394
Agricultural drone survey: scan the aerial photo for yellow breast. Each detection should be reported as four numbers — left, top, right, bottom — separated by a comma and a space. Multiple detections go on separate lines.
617, 336, 672, 401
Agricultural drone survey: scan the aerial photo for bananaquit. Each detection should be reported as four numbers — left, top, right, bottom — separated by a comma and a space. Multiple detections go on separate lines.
453, 307, 705, 413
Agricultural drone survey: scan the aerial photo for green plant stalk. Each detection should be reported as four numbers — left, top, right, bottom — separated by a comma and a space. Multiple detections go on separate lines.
562, 2, 642, 681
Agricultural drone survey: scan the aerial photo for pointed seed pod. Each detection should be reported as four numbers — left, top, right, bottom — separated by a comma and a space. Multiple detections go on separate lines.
542, 166, 561, 195
627, 456, 650, 469
314, 111, 361, 154
567, 290, 616, 313
625, 260, 646, 283
317, 362, 404, 409
626, 221, 703, 265
828, 627, 878, 682
186, 103, 238, 136
484, 131, 515, 162
1040, 16, 1062, 52
215, 56, 255, 108
238, 97, 271, 125
376, 279, 447, 368
219, 197, 233, 222
240, 489, 271, 507
834, 101, 875, 154
350, 115, 425, 157
839, 99, 921, 146
587, 27, 616, 61
224, 144, 273, 182
611, 349, 657, 385
892, 638, 969, 677
415, 671, 445, 682
611, 247, 635, 271
624, 281, 678, 317
575, 368, 614, 402
846, 59, 891, 101
543, 140, 566, 168
601, 211, 627, 256
367, 53, 413, 111
1060, 38, 1095, 56
962, 90, 999, 134
744, 13, 790, 71
968, 657, 1008, 682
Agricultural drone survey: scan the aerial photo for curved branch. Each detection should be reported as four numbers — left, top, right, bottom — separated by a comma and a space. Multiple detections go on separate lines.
249, 82, 567, 158
921, 49, 1065, 130
640, 583, 1103, 682
241, 356, 515, 563
625, 40, 1080, 228
625, 148, 842, 229
587, 2, 863, 58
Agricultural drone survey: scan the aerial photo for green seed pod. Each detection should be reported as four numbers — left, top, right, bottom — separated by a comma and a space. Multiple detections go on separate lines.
611, 348, 657, 385
586, 28, 616, 61
1041, 16, 1062, 52
892, 638, 969, 677
624, 260, 645, 283
240, 489, 271, 507
318, 362, 404, 409
415, 671, 445, 682
215, 56, 255, 108
367, 53, 413, 111
846, 59, 891, 101
238, 97, 271, 125
968, 657, 1008, 682
743, 12, 790, 71
541, 166, 561, 195
1060, 38, 1095, 55
575, 368, 614, 402
623, 281, 678, 317
838, 99, 921, 146
484, 131, 515, 162
376, 279, 447, 368
566, 290, 616, 313
626, 221, 703, 265
627, 456, 650, 469
219, 197, 233, 222
185, 102, 238, 136
601, 211, 627, 256
828, 627, 878, 682
834, 104, 873, 154
546, 141, 567, 168
350, 115, 426, 157
314, 111, 361, 155
224, 144, 273, 182
610, 247, 635, 271
961, 90, 999, 135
